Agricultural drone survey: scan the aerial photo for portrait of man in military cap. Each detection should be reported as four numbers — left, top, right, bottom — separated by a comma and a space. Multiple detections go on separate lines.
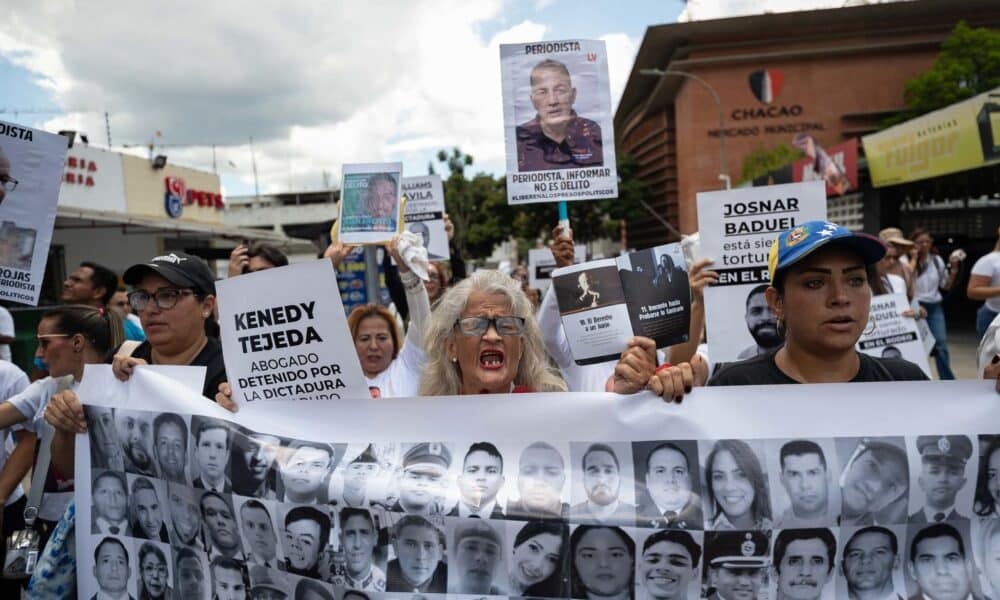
908, 435, 973, 523
703, 530, 771, 600
391, 442, 452, 516
515, 58, 603, 172
339, 444, 382, 508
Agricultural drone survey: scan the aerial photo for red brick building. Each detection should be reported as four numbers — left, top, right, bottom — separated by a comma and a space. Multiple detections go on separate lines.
615, 0, 1000, 249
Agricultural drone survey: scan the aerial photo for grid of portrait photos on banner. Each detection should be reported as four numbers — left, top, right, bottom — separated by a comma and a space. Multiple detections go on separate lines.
80, 405, 1000, 600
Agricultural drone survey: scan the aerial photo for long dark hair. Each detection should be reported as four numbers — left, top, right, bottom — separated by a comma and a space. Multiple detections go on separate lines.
704, 439, 772, 526
975, 436, 1000, 517
569, 525, 635, 600
42, 304, 124, 355
513, 520, 570, 598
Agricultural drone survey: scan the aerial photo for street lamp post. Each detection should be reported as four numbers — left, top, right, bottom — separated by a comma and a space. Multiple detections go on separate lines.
640, 68, 730, 189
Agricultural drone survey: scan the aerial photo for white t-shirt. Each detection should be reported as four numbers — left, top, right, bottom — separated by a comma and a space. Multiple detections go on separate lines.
0, 361, 30, 506
0, 305, 13, 362
972, 251, 1000, 312
7, 374, 77, 519
913, 254, 947, 304
366, 274, 430, 398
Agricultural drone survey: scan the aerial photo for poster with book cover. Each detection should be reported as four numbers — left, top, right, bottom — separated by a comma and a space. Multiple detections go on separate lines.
551, 243, 690, 364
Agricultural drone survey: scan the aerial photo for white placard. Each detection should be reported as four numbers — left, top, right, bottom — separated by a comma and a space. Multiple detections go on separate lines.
217, 259, 368, 407
0, 120, 68, 304
528, 244, 586, 295
857, 293, 932, 378
74, 368, 1000, 600
698, 181, 827, 364
401, 175, 448, 260
338, 162, 402, 244
500, 39, 618, 204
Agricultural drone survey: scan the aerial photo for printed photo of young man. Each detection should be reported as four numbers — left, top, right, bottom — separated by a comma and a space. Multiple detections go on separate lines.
201, 491, 246, 563
339, 507, 386, 592
117, 408, 157, 478
238, 498, 284, 571
281, 505, 331, 579
905, 522, 982, 600
390, 442, 452, 516
232, 430, 283, 499
448, 518, 507, 595
703, 530, 770, 600
92, 469, 131, 536
449, 442, 506, 519
633, 441, 703, 530
128, 475, 170, 542
89, 536, 135, 600
507, 441, 569, 521
838, 525, 905, 600
167, 482, 203, 551
385, 514, 447, 593
280, 440, 339, 504
838, 437, 910, 526
769, 439, 839, 529
636, 528, 702, 600
908, 435, 973, 523
152, 412, 189, 484
190, 416, 233, 493
569, 442, 636, 526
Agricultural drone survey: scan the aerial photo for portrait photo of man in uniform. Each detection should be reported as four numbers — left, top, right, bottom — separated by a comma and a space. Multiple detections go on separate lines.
338, 444, 382, 508
166, 482, 203, 550
232, 431, 282, 499
281, 505, 330, 579
703, 530, 770, 600
737, 284, 784, 359
507, 441, 569, 520
515, 58, 603, 172
771, 528, 836, 600
839, 525, 904, 600
92, 470, 131, 536
908, 435, 973, 523
637, 529, 702, 600
190, 416, 233, 493
633, 440, 703, 530
906, 522, 983, 600
129, 476, 170, 542
391, 442, 452, 516
450, 441, 506, 518
448, 519, 506, 595
386, 514, 448, 593
201, 491, 246, 562
280, 440, 338, 504
773, 439, 837, 528
91, 536, 135, 600
117, 408, 157, 478
153, 412, 188, 484
340, 507, 386, 592
569, 442, 636, 526
839, 438, 910, 526
239, 498, 284, 571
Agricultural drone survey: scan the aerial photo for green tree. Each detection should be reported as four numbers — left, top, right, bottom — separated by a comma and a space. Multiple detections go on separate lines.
738, 144, 803, 185
885, 21, 1000, 126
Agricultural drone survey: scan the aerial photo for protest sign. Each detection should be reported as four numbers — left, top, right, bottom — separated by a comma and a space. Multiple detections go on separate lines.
500, 39, 618, 204
527, 244, 585, 295
338, 162, 402, 244
401, 175, 449, 260
217, 259, 367, 406
0, 120, 68, 304
75, 366, 999, 600
552, 243, 690, 364
857, 293, 932, 378
698, 181, 827, 364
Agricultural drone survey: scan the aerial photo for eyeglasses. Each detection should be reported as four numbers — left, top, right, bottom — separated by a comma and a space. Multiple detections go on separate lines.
128, 288, 195, 311
36, 334, 70, 350
142, 565, 168, 578
0, 178, 17, 193
454, 316, 526, 337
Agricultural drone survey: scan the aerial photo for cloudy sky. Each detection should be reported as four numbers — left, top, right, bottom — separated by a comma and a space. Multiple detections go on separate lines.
0, 0, 876, 197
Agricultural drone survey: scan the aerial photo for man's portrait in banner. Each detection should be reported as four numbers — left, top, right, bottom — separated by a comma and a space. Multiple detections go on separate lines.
339, 162, 403, 244
515, 58, 603, 172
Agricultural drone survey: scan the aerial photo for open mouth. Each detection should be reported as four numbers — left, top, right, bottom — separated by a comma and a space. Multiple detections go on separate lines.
479, 349, 505, 370
824, 315, 855, 331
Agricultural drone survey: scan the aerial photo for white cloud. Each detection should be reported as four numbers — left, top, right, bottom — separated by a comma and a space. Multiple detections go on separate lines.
0, 1, 634, 195
678, 0, 907, 21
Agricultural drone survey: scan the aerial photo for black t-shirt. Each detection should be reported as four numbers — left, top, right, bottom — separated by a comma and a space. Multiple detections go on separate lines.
112, 338, 227, 399
708, 350, 929, 386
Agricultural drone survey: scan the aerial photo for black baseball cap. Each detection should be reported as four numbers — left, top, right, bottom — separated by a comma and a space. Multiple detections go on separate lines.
123, 252, 217, 296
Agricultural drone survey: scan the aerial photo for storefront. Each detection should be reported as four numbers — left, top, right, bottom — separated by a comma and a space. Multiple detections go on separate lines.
614, 0, 1000, 249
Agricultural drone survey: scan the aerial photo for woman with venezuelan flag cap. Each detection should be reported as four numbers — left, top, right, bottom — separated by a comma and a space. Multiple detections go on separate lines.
648, 221, 927, 398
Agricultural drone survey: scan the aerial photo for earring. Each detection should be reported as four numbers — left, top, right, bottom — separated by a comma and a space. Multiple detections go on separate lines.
776, 318, 786, 338
451, 357, 457, 363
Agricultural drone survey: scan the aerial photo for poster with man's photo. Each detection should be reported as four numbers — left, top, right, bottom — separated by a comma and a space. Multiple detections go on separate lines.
401, 175, 448, 260
216, 259, 368, 407
73, 365, 1000, 600
0, 120, 68, 304
338, 162, 402, 244
527, 245, 586, 295
698, 181, 827, 364
857, 293, 932, 378
500, 39, 618, 204
552, 243, 691, 364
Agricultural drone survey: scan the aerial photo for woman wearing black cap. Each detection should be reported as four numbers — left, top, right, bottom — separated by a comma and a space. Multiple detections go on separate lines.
649, 221, 927, 397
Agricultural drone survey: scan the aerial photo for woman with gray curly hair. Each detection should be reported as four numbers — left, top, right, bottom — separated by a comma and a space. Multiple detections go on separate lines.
419, 270, 567, 395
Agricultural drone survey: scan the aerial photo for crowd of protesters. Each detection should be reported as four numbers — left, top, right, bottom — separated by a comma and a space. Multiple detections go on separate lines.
0, 212, 996, 596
